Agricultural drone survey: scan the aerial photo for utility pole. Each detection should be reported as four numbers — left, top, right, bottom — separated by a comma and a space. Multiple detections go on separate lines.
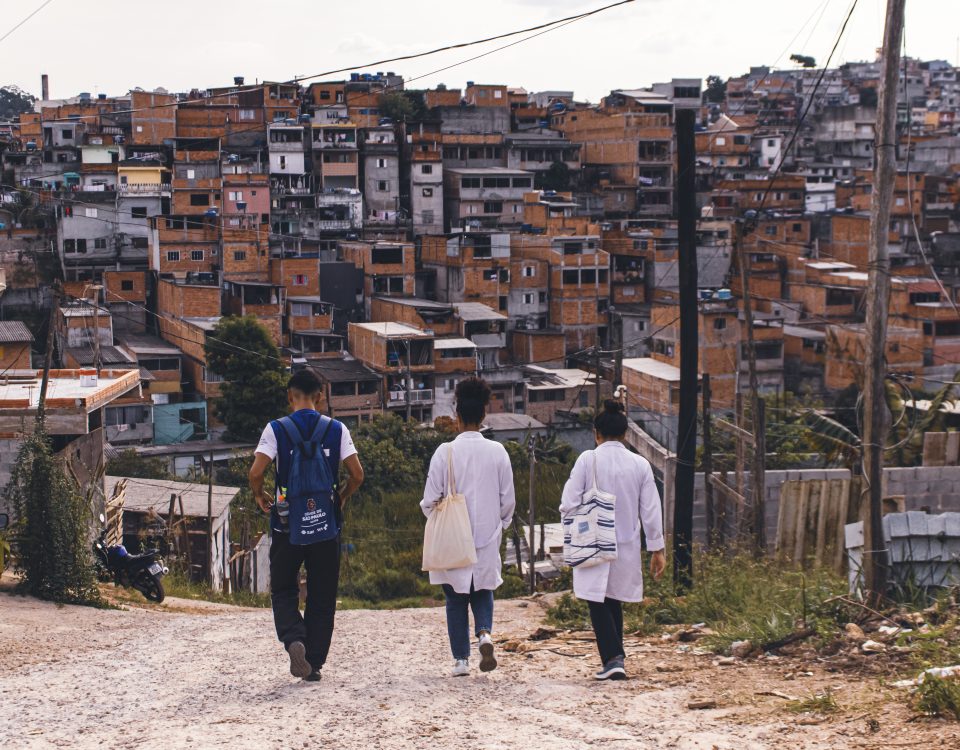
862, 0, 905, 600
673, 107, 698, 588
527, 435, 537, 594
594, 346, 602, 411
404, 342, 412, 422
702, 374, 715, 548
734, 221, 766, 556
207, 447, 214, 587
37, 284, 60, 423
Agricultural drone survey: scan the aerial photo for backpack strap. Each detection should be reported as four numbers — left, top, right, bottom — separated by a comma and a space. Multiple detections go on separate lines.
277, 416, 305, 448
308, 414, 335, 446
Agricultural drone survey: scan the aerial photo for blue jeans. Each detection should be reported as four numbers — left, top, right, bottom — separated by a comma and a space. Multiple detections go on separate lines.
441, 583, 494, 660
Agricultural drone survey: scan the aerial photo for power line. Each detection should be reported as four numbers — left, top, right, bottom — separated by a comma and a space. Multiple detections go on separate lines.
0, 0, 55, 46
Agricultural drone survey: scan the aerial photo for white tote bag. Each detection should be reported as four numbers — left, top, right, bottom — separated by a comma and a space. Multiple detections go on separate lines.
562, 451, 618, 569
422, 444, 478, 572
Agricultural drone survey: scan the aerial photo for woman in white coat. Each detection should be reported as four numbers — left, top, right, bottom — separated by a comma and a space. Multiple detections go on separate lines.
560, 400, 666, 680
421, 377, 516, 677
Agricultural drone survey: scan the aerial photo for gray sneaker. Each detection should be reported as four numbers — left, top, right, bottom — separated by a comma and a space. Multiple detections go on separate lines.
287, 641, 312, 679
595, 657, 627, 681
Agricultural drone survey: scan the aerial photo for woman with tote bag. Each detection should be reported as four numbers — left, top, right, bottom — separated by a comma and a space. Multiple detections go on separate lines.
421, 377, 516, 677
560, 400, 667, 680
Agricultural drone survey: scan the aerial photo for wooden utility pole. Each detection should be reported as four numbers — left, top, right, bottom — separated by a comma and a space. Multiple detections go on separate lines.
404, 343, 413, 422
37, 284, 60, 422
862, 0, 905, 599
207, 447, 214, 586
673, 107, 698, 588
526, 435, 537, 594
594, 347, 602, 411
734, 222, 767, 555
702, 374, 715, 547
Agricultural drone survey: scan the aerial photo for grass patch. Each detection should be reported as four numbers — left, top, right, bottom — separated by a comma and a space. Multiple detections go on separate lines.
787, 690, 840, 715
546, 550, 848, 652
160, 572, 271, 608
914, 675, 960, 721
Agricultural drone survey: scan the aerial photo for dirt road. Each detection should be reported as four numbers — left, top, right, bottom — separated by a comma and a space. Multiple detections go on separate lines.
0, 589, 955, 750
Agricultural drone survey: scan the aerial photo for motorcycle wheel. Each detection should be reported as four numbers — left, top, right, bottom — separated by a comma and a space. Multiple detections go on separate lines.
134, 571, 165, 603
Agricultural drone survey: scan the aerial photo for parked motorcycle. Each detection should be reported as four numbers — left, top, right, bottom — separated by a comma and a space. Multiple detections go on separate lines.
93, 513, 168, 603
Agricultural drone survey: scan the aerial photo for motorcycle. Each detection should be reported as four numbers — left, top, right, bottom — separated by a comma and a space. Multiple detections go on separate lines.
93, 513, 168, 603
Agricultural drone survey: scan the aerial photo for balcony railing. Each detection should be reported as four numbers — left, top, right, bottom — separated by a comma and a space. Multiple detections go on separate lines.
119, 182, 172, 195
389, 389, 433, 404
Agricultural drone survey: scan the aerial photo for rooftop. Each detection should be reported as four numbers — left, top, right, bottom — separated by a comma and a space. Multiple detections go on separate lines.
782, 325, 826, 340
622, 357, 682, 382
307, 359, 380, 383
0, 369, 140, 412
351, 322, 433, 339
434, 338, 477, 350
0, 320, 34, 343
66, 345, 136, 367
454, 303, 507, 322
117, 333, 182, 356
446, 167, 534, 176
482, 413, 546, 432
105, 475, 237, 520
524, 366, 594, 390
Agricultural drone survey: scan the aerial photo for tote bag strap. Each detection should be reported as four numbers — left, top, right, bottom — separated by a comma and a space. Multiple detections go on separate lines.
447, 443, 457, 496
591, 450, 601, 494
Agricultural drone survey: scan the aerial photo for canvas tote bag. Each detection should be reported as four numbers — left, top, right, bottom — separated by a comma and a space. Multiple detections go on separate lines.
562, 451, 618, 569
422, 444, 478, 572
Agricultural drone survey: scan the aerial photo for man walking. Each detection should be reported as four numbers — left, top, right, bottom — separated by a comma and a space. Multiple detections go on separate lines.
249, 369, 364, 681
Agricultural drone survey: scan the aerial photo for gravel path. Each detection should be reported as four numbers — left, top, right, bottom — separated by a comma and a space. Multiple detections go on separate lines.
1, 589, 956, 749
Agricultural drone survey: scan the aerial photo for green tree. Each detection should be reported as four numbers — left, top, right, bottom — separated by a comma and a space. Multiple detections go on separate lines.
704, 75, 727, 104
536, 162, 572, 192
0, 85, 36, 120
204, 316, 288, 441
7, 426, 101, 605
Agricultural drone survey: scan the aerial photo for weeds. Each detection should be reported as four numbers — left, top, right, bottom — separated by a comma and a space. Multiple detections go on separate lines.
160, 572, 271, 608
546, 550, 847, 652
914, 675, 960, 721
787, 690, 840, 715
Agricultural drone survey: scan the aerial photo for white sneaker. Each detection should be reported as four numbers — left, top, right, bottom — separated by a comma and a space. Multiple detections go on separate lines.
452, 658, 470, 677
478, 633, 497, 672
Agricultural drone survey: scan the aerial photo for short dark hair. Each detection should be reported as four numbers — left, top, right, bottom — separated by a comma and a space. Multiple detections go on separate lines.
455, 377, 491, 425
594, 399, 628, 438
288, 368, 322, 397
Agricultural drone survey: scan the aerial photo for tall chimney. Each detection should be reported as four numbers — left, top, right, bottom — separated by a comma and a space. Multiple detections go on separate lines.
41, 74, 49, 101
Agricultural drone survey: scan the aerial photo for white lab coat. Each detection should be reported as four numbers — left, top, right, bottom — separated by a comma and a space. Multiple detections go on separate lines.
420, 431, 516, 593
559, 441, 665, 603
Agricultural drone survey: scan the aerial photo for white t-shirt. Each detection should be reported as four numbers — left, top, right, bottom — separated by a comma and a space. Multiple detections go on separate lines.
255, 418, 357, 463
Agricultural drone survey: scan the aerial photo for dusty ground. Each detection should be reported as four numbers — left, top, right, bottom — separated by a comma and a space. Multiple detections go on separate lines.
1, 580, 957, 750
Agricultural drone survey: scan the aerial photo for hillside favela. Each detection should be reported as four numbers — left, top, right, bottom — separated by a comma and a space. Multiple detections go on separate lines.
2, 1, 960, 748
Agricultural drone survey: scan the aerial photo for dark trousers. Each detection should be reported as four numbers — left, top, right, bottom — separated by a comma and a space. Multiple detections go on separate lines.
270, 529, 341, 670
588, 598, 625, 666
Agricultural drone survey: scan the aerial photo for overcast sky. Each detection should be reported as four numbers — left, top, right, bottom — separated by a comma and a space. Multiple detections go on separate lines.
3, 0, 958, 103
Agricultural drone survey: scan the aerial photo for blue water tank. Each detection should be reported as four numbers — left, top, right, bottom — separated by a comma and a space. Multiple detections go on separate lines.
716, 288, 732, 300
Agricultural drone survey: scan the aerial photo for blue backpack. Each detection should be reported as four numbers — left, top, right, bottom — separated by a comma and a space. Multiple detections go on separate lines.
277, 415, 341, 545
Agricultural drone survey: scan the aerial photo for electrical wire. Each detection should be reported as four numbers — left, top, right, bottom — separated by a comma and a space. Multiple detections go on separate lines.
0, 0, 55, 46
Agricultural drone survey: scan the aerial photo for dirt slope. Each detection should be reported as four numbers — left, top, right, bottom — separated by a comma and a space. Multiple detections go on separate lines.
0, 590, 955, 750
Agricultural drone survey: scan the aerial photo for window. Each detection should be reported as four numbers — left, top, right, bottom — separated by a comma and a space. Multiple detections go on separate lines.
291, 302, 312, 317
228, 191, 243, 202
376, 159, 386, 169
372, 246, 403, 264
62, 129, 73, 140
713, 318, 726, 330
792, 223, 802, 233
825, 288, 855, 306
167, 250, 181, 262
64, 239, 75, 253
94, 238, 107, 249
764, 225, 777, 236
121, 280, 134, 291
482, 177, 511, 189
767, 139, 776, 147
190, 193, 210, 206
377, 180, 389, 191
85, 207, 98, 218
293, 274, 307, 286
191, 250, 204, 261
483, 270, 498, 282
461, 177, 481, 189
239, 109, 256, 121
421, 164, 433, 175
130, 206, 148, 219
483, 201, 502, 214
422, 187, 433, 197
233, 250, 247, 262
186, 169, 195, 179
539, 292, 547, 304
522, 293, 534, 305
279, 155, 286, 170
562, 269, 579, 285
132, 237, 149, 249
512, 205, 522, 213
499, 296, 507, 311
511, 177, 532, 188
523, 266, 535, 277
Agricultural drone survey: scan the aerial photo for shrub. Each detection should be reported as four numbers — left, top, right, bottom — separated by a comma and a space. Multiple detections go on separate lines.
7, 427, 101, 605
914, 675, 960, 721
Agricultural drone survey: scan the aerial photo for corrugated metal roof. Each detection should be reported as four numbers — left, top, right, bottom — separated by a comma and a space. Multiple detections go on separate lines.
434, 338, 476, 350
0, 320, 33, 343
67, 345, 135, 366
105, 475, 237, 520
454, 303, 506, 321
